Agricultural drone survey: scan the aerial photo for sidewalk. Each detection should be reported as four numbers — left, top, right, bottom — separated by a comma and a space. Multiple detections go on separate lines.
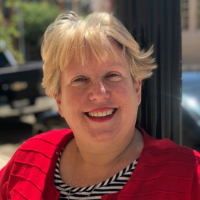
0, 154, 10, 169
0, 143, 21, 170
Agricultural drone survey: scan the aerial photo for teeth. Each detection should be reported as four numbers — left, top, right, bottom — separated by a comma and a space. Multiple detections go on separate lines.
98, 112, 103, 117
88, 109, 115, 117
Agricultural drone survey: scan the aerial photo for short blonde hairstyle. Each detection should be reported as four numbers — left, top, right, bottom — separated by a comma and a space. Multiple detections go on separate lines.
41, 11, 157, 97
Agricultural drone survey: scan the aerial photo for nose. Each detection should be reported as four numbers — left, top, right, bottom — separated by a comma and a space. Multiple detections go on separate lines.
88, 81, 110, 101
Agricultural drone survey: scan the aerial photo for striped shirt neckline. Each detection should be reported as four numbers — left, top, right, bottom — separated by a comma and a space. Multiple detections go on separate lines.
54, 151, 138, 199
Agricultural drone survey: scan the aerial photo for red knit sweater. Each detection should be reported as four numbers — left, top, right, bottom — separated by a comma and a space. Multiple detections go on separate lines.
0, 127, 200, 200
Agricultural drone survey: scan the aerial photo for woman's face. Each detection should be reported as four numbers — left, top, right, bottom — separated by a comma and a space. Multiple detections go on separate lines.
55, 43, 141, 144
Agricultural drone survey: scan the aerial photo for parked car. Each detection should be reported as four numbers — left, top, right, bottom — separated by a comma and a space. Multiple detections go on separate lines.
182, 70, 200, 151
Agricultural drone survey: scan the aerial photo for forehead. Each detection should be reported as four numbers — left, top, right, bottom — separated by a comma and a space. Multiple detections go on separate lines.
65, 44, 127, 73
59, 37, 125, 69
64, 41, 125, 71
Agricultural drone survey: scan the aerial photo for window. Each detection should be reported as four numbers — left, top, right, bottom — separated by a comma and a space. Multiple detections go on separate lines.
181, 0, 189, 30
197, 0, 200, 29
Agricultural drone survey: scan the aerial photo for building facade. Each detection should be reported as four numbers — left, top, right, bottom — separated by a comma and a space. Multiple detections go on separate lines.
181, 0, 200, 70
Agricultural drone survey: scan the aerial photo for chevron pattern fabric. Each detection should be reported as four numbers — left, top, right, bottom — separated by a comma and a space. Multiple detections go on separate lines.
54, 152, 138, 200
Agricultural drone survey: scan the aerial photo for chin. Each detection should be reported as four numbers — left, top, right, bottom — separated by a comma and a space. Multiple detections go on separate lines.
86, 128, 121, 143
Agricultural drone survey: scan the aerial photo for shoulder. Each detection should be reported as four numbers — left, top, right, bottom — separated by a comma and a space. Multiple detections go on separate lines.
138, 126, 200, 180
138, 125, 200, 164
146, 136, 200, 163
0, 129, 74, 199
1, 129, 73, 176
17, 129, 73, 157
137, 128, 200, 196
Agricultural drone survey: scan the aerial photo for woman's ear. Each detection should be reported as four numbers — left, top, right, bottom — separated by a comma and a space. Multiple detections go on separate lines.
54, 94, 64, 117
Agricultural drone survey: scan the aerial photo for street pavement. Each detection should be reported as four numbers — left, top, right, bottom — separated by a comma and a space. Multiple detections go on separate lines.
0, 143, 21, 169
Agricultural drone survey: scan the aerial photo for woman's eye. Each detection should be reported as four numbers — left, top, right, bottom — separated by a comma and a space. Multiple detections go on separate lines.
106, 73, 121, 81
71, 77, 88, 86
108, 74, 117, 77
74, 77, 86, 82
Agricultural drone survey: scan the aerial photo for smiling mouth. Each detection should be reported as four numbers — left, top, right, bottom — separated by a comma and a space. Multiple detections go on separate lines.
85, 108, 117, 118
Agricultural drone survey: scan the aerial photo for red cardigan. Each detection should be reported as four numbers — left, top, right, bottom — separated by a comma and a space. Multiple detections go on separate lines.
0, 127, 200, 200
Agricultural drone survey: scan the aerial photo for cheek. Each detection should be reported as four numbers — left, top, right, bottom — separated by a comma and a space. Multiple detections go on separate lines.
61, 88, 86, 111
111, 81, 138, 103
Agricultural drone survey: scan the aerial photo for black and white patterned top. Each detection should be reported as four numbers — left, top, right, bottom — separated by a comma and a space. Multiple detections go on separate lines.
54, 151, 138, 200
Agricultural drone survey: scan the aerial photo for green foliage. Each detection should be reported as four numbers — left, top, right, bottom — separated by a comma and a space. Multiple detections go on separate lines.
22, 2, 60, 44
0, 0, 60, 63
0, 1, 24, 64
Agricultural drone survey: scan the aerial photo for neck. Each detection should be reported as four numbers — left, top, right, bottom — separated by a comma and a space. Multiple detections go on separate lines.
74, 128, 143, 167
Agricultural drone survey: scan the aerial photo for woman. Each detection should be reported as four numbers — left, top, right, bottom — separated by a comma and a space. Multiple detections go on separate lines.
0, 12, 200, 200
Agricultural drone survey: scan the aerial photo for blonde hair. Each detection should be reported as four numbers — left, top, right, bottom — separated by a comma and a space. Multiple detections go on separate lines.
41, 11, 157, 97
